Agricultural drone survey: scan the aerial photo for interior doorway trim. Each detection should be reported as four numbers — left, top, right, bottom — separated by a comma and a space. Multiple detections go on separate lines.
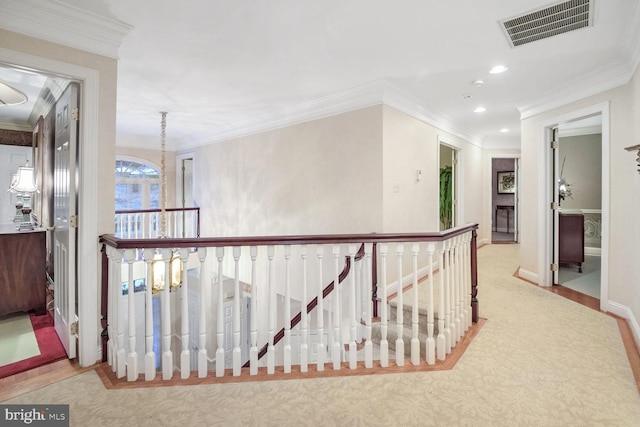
0, 47, 101, 367
538, 101, 610, 312
437, 135, 464, 227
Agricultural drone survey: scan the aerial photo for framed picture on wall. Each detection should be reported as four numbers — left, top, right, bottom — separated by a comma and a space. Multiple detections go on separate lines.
497, 171, 515, 194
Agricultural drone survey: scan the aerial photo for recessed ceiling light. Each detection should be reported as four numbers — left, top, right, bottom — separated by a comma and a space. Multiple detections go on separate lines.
472, 79, 484, 87
474, 106, 486, 113
489, 65, 508, 74
500, 128, 509, 133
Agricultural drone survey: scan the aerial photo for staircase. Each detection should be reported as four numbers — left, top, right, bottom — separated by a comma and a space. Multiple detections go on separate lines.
371, 296, 439, 359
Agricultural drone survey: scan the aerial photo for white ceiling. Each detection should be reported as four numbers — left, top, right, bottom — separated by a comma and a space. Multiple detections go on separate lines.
1, 0, 639, 151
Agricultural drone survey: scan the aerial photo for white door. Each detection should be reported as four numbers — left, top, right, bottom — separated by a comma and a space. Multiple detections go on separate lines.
551, 127, 560, 285
54, 83, 79, 358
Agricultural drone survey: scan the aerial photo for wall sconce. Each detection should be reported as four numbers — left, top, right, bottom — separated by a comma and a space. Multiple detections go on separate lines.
625, 144, 640, 174
9, 162, 38, 230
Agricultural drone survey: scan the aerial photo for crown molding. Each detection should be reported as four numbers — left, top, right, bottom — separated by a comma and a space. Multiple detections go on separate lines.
177, 78, 484, 152
623, 0, 640, 73
518, 61, 631, 119
179, 81, 385, 150
380, 80, 484, 148
0, 0, 132, 59
0, 120, 31, 132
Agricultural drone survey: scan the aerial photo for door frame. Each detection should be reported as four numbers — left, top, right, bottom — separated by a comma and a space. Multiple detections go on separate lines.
437, 136, 464, 228
488, 154, 521, 244
538, 102, 610, 311
0, 47, 101, 367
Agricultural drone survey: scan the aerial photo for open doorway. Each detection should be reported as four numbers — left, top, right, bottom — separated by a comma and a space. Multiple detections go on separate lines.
491, 158, 519, 243
439, 144, 458, 231
555, 116, 603, 299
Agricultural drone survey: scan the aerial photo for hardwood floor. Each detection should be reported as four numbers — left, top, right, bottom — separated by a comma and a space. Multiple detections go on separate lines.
0, 359, 94, 401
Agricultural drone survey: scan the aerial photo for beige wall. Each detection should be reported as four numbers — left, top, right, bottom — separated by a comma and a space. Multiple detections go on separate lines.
520, 66, 640, 323
381, 105, 484, 235
192, 105, 384, 237
558, 134, 602, 210
116, 146, 177, 208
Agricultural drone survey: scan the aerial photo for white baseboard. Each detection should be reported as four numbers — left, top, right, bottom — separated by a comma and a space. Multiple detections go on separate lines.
585, 247, 602, 256
517, 268, 539, 285
604, 300, 640, 349
478, 238, 490, 247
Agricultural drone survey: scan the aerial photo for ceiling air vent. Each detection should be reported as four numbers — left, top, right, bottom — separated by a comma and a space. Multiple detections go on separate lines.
500, 0, 594, 48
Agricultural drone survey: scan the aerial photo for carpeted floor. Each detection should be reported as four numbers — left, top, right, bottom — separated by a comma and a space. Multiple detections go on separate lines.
4, 244, 640, 426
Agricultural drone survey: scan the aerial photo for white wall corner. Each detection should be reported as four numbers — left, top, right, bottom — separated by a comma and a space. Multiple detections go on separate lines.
517, 268, 539, 285
0, 0, 132, 59
381, 80, 483, 147
623, 0, 640, 74
604, 300, 640, 349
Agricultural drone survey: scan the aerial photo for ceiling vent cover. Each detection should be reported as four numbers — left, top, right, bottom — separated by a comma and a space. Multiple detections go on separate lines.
500, 0, 594, 47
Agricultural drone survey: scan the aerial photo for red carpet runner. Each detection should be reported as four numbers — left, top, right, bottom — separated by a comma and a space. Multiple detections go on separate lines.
0, 313, 67, 379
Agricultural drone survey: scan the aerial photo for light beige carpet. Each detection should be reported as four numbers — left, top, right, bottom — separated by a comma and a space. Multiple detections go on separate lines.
0, 313, 39, 366
5, 244, 640, 426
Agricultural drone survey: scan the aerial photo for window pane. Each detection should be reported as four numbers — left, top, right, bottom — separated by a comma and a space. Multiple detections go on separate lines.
150, 184, 160, 208
115, 183, 142, 210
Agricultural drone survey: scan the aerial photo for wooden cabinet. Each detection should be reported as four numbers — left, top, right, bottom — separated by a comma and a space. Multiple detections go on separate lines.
559, 213, 584, 273
0, 224, 46, 316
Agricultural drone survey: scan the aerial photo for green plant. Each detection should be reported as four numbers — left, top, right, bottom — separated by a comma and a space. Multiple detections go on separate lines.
440, 165, 453, 229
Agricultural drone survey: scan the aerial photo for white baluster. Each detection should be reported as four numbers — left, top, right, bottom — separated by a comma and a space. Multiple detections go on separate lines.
395, 244, 405, 366
215, 247, 225, 377
436, 241, 446, 361
379, 243, 389, 368
179, 247, 190, 379
142, 248, 156, 380
464, 232, 472, 330
316, 246, 325, 371
249, 246, 259, 375
197, 247, 208, 378
355, 246, 363, 343
454, 236, 462, 343
114, 248, 126, 378
106, 247, 120, 371
232, 246, 242, 376
363, 244, 373, 368
332, 245, 341, 370
444, 239, 453, 354
283, 245, 292, 374
267, 246, 276, 374
425, 243, 436, 365
161, 248, 173, 380
300, 245, 309, 373
125, 249, 138, 381
411, 243, 421, 366
348, 244, 358, 369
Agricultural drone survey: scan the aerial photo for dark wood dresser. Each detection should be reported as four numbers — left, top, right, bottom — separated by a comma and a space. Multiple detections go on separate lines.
559, 213, 584, 273
0, 224, 46, 316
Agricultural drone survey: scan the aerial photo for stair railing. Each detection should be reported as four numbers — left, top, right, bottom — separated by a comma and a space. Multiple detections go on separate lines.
99, 223, 478, 382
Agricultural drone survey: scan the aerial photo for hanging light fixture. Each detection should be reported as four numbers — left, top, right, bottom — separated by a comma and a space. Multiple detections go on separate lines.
0, 81, 28, 106
150, 112, 182, 293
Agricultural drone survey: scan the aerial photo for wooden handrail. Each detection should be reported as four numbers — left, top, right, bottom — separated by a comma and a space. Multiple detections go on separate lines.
115, 207, 201, 214
115, 206, 201, 237
100, 223, 478, 249
243, 243, 366, 367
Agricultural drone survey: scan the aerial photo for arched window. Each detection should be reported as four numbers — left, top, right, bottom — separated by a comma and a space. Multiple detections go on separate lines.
115, 159, 161, 210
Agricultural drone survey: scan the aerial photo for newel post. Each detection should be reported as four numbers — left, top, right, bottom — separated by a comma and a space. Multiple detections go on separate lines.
100, 243, 109, 363
470, 228, 479, 323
